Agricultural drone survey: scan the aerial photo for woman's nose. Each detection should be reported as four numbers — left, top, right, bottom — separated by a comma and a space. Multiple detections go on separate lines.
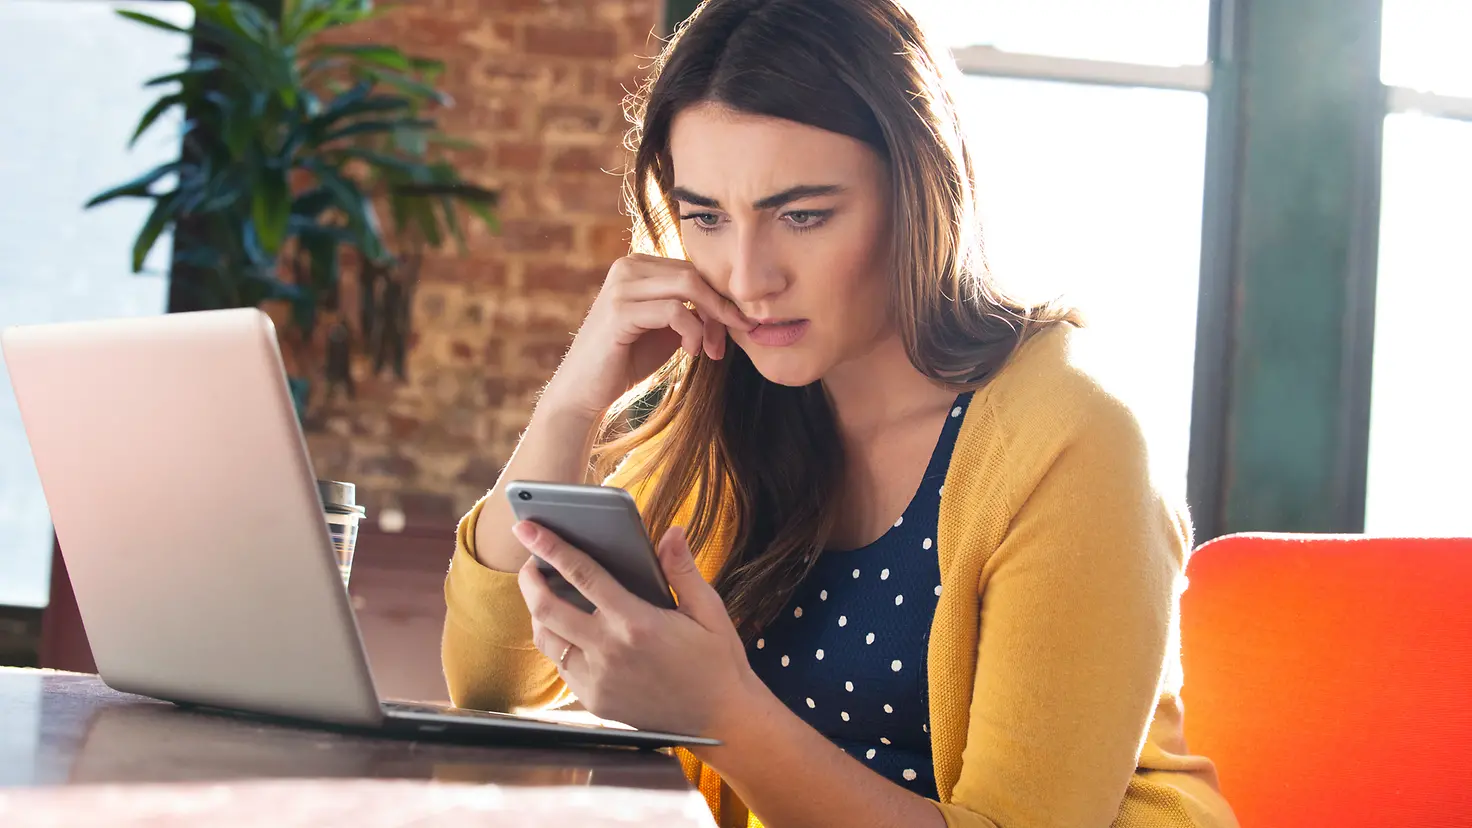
725, 228, 788, 305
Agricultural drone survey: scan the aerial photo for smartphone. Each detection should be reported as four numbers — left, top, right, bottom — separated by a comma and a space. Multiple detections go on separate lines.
505, 481, 677, 613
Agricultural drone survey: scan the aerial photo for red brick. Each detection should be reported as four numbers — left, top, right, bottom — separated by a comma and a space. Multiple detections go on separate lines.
361, 453, 419, 478
458, 453, 507, 485
481, 55, 539, 88
525, 262, 607, 292
292, 0, 661, 512
550, 146, 610, 174
470, 102, 525, 133
552, 175, 622, 213
524, 25, 619, 59
541, 103, 611, 134
439, 258, 506, 287
387, 413, 420, 440
500, 219, 576, 253
589, 222, 632, 261
495, 141, 543, 171
521, 337, 574, 372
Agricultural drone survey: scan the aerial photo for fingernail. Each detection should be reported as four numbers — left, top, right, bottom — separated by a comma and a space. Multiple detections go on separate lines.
512, 521, 540, 546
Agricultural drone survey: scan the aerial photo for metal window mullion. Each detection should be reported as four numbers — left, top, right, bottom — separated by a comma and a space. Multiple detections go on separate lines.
1386, 87, 1472, 122
952, 44, 1212, 92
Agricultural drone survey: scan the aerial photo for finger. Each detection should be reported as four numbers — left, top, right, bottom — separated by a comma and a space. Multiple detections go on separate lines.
519, 554, 601, 648
514, 521, 643, 619
656, 525, 726, 625
621, 266, 754, 332
530, 618, 571, 667
696, 308, 726, 360
625, 299, 704, 358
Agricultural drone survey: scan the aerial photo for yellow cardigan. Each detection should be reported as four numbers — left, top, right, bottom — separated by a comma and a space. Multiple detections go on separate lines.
442, 326, 1237, 828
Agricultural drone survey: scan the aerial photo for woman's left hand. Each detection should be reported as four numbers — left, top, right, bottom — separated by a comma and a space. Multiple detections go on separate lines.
513, 520, 759, 737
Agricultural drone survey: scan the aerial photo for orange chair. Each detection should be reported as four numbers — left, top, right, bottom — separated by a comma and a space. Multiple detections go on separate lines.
1180, 534, 1472, 827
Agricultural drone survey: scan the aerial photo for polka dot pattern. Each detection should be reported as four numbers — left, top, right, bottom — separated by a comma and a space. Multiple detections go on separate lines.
744, 391, 973, 800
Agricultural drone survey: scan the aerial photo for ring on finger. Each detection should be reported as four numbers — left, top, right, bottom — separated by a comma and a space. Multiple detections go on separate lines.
558, 643, 574, 667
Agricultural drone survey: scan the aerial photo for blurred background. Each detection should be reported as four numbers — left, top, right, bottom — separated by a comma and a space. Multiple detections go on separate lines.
0, 0, 1467, 700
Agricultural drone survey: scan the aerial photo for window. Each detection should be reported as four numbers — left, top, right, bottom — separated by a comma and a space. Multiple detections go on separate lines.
1381, 0, 1472, 99
907, 0, 1209, 66
0, 0, 192, 607
961, 78, 1208, 495
921, 2, 1213, 499
1363, 3, 1472, 536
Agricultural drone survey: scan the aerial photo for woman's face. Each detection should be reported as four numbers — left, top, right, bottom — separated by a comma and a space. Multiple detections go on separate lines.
668, 102, 892, 387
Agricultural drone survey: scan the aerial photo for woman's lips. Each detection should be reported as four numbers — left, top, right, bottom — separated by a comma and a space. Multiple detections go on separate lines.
746, 319, 809, 347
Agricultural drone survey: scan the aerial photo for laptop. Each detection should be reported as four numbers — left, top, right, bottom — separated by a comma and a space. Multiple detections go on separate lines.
0, 308, 716, 750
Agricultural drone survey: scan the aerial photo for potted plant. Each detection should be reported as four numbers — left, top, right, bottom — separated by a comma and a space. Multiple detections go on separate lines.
87, 0, 497, 416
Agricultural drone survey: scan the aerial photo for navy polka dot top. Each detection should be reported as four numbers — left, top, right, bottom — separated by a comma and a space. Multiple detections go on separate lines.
746, 392, 973, 799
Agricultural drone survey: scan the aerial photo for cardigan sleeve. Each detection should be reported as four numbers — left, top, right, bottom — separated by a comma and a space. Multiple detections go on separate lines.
441, 493, 574, 712
932, 395, 1186, 828
440, 438, 673, 713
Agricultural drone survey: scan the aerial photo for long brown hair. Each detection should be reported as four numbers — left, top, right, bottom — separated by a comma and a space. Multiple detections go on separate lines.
595, 0, 1078, 640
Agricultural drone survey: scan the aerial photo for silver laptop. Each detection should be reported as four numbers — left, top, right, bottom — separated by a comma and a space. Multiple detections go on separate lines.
1, 308, 715, 750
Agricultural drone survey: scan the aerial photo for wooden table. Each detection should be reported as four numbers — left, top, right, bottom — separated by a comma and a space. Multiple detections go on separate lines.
0, 668, 715, 826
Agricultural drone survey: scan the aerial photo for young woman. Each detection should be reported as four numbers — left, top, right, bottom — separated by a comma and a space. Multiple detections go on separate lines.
442, 1, 1237, 826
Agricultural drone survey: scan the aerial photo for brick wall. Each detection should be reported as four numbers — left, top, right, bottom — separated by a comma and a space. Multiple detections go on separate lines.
303, 0, 666, 524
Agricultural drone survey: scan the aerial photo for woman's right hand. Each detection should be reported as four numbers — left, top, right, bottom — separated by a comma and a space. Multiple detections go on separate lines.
539, 254, 754, 419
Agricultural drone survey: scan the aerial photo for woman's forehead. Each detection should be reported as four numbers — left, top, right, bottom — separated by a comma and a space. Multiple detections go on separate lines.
669, 103, 883, 201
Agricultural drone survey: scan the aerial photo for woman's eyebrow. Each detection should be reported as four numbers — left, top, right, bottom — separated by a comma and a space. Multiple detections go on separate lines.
670, 184, 847, 211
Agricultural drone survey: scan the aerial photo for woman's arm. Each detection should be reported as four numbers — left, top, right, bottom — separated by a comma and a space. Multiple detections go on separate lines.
697, 685, 948, 828
511, 516, 948, 828
442, 253, 751, 712
471, 404, 603, 574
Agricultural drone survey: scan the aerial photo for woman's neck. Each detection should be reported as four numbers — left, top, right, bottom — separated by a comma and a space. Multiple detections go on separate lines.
821, 332, 955, 439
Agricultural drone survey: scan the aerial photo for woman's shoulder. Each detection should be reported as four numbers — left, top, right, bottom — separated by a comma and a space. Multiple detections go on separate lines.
959, 323, 1155, 498
984, 323, 1142, 431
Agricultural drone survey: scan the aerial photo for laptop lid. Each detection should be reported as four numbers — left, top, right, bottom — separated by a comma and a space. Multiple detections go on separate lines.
1, 309, 383, 727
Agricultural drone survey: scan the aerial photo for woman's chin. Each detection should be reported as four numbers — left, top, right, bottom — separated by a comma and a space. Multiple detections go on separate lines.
744, 351, 825, 388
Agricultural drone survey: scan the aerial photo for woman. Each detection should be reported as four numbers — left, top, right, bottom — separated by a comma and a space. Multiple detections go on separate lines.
443, 1, 1236, 826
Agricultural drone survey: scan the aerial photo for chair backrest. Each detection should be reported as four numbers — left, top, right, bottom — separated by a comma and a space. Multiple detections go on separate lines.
1181, 533, 1472, 828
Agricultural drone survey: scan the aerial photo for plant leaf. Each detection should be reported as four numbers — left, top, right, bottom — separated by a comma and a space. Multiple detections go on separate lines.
130, 93, 184, 147
306, 95, 413, 136
316, 44, 411, 72
330, 146, 427, 175
116, 9, 192, 34
305, 160, 387, 261
320, 117, 434, 145
85, 161, 182, 208
438, 194, 465, 254
143, 57, 224, 88
291, 187, 337, 219
427, 134, 479, 151
361, 69, 451, 106
251, 167, 292, 255
132, 191, 180, 273
466, 200, 499, 234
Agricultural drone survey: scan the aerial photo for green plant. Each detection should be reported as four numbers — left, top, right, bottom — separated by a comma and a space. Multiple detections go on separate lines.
88, 0, 497, 408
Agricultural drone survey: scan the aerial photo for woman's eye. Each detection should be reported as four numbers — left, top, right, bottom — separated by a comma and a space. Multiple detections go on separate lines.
783, 210, 830, 230
680, 213, 722, 229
